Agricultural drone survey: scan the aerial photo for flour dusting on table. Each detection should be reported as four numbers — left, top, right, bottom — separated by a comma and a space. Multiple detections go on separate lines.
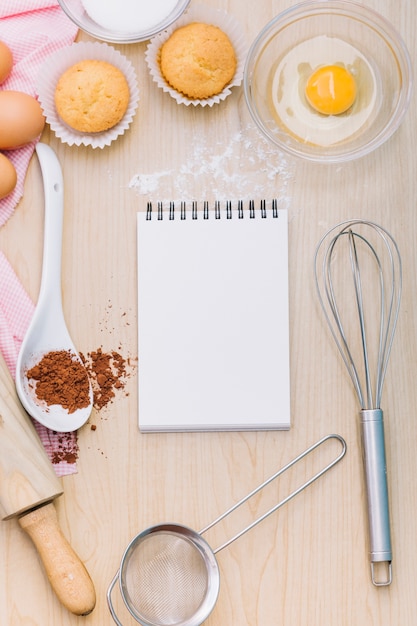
129, 121, 295, 205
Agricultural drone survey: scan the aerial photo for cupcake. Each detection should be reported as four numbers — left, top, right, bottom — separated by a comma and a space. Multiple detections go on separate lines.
146, 4, 247, 107
160, 22, 237, 100
37, 41, 139, 148
55, 59, 130, 133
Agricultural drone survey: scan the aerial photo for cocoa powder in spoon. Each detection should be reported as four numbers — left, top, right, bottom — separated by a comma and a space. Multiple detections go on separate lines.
27, 349, 90, 413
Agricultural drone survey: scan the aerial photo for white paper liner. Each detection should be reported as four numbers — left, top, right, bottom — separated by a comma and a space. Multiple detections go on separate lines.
36, 41, 139, 148
145, 4, 248, 107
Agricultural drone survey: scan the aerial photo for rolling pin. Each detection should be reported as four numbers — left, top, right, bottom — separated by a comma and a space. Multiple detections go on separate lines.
0, 351, 96, 615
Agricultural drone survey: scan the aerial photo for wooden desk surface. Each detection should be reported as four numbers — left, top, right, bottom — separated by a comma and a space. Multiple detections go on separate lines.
1, 1, 416, 624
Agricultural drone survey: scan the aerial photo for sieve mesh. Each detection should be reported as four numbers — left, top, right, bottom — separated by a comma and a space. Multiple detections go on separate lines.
121, 531, 211, 626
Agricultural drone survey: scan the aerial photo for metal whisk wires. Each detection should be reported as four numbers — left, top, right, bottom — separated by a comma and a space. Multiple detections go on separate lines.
314, 219, 402, 586
316, 222, 401, 410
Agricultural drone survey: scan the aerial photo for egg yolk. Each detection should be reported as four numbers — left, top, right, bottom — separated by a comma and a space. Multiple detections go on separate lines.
305, 65, 357, 115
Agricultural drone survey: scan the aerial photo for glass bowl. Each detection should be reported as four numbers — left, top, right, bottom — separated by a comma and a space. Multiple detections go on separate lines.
243, 0, 412, 163
57, 0, 191, 44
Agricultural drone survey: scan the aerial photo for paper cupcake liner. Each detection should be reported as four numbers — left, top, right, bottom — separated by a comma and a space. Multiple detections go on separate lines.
36, 41, 139, 149
145, 4, 248, 107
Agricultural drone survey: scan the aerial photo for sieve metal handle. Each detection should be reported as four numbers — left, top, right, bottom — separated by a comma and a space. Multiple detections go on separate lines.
107, 571, 123, 626
200, 433, 347, 554
360, 409, 392, 586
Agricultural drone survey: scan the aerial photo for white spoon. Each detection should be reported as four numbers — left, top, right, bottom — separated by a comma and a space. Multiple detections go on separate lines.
15, 143, 93, 432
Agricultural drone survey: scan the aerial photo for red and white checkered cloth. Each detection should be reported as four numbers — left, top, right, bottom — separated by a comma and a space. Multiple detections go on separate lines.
0, 2, 79, 474
0, 1, 78, 227
0, 251, 78, 476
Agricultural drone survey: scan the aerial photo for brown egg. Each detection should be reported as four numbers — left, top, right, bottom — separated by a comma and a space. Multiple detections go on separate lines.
0, 41, 13, 84
0, 152, 17, 200
0, 91, 45, 150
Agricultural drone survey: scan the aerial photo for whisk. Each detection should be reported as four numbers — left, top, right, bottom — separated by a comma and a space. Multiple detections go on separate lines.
314, 219, 402, 586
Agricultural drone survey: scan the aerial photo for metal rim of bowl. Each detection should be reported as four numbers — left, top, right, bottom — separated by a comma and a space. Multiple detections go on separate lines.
57, 0, 191, 44
243, 0, 413, 164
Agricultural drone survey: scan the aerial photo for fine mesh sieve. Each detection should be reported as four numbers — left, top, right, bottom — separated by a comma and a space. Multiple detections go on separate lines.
107, 434, 346, 626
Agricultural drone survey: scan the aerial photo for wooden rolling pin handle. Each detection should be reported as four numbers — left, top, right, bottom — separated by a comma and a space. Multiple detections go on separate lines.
18, 502, 96, 616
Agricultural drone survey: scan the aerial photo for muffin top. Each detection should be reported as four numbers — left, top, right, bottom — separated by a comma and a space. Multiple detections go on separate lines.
54, 59, 130, 133
159, 22, 237, 99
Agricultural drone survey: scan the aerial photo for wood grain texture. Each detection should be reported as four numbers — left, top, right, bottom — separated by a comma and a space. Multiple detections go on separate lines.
1, 0, 416, 624
0, 351, 63, 520
18, 503, 96, 616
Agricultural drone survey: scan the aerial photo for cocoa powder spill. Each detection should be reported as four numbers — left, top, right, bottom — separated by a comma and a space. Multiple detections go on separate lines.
27, 344, 134, 466
27, 350, 90, 414
81, 348, 129, 411
50, 431, 79, 465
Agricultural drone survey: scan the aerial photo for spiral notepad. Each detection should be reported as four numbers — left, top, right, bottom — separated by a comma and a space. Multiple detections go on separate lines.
137, 200, 290, 432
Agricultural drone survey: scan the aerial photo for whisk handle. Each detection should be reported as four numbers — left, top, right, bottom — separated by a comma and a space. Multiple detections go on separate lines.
360, 409, 392, 585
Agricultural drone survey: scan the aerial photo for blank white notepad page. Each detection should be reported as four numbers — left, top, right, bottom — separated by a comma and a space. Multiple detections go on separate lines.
137, 202, 290, 431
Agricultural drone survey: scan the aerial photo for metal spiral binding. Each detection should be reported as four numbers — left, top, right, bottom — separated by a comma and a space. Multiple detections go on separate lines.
145, 199, 281, 220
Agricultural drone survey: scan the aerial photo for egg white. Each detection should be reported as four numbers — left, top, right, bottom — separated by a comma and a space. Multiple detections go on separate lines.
270, 35, 377, 147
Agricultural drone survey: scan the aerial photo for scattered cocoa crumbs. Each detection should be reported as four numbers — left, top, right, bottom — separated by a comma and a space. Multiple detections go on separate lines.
81, 348, 130, 411
27, 350, 91, 414
48, 431, 79, 465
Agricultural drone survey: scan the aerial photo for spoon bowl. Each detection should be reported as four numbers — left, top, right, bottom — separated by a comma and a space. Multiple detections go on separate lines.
15, 143, 93, 432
